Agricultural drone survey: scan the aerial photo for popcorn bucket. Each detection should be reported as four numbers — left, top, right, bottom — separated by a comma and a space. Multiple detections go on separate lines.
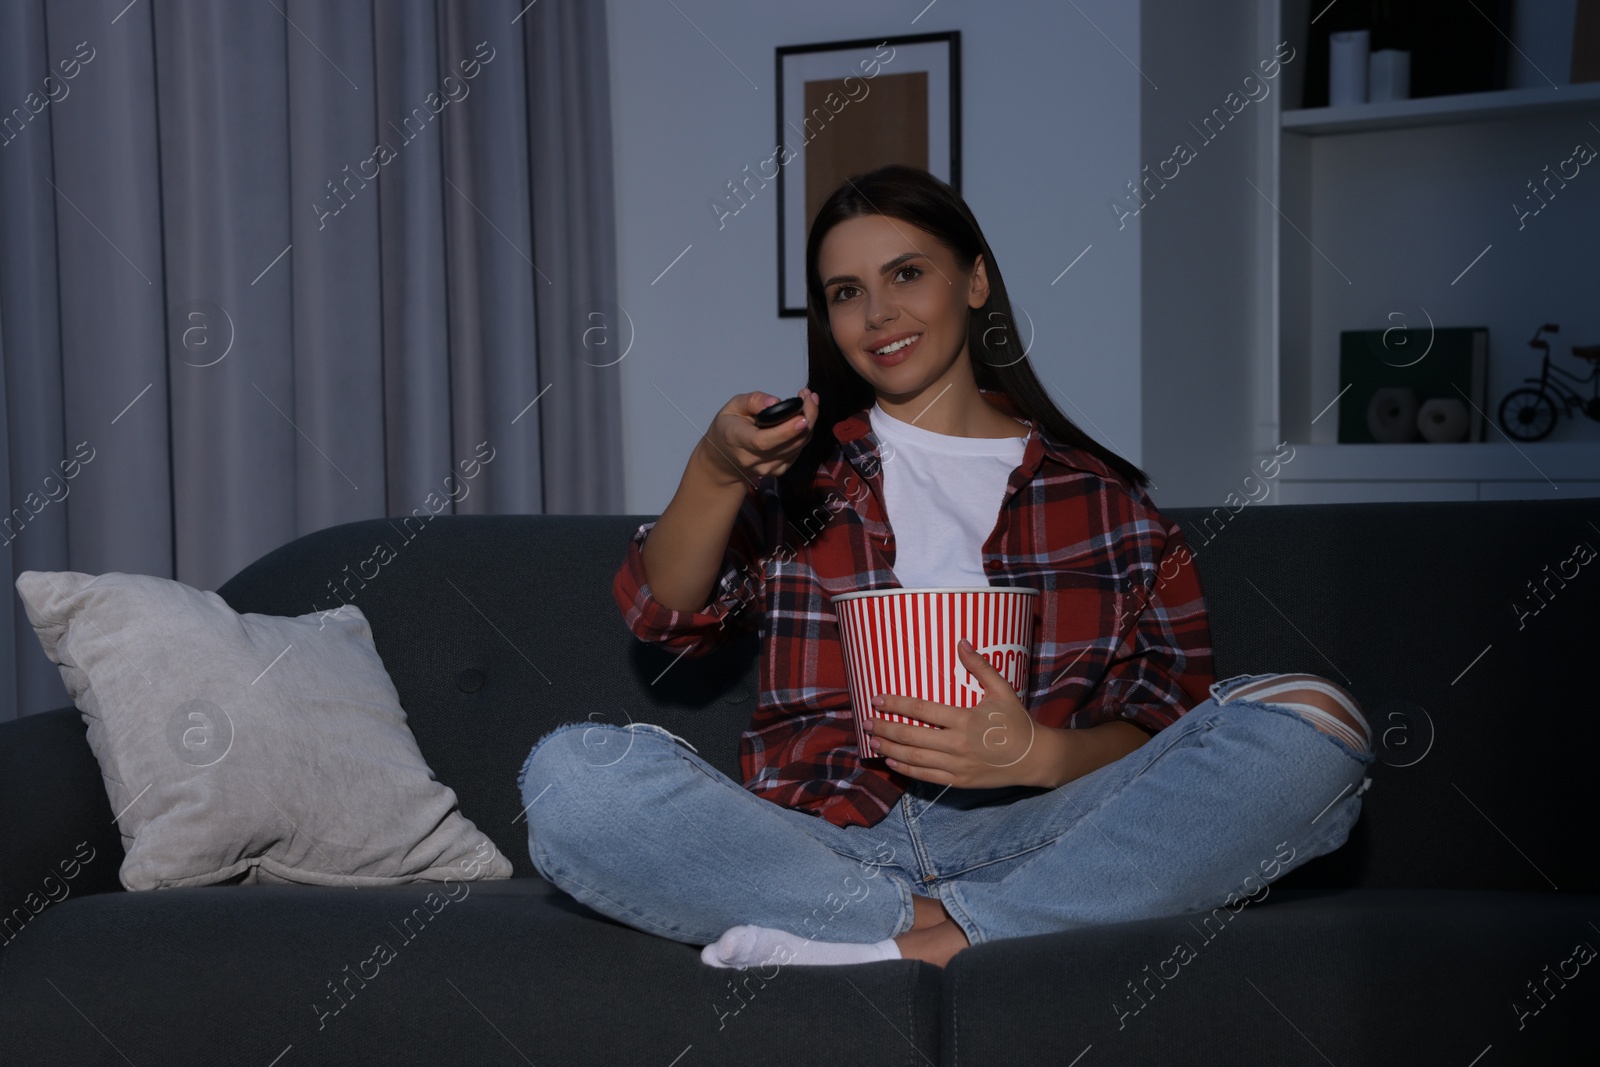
830, 587, 1038, 760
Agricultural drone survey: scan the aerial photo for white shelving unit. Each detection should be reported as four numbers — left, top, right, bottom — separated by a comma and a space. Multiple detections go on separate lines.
1281, 80, 1600, 135
1274, 443, 1600, 504
1263, 2, 1600, 504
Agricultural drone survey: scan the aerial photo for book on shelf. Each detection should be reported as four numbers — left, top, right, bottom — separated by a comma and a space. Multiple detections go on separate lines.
1338, 327, 1489, 443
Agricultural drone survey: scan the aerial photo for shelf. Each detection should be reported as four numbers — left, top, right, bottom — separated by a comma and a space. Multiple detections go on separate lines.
1281, 81, 1600, 135
1276, 442, 1600, 482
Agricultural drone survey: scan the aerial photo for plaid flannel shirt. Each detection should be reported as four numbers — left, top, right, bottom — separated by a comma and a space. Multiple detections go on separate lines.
613, 388, 1216, 829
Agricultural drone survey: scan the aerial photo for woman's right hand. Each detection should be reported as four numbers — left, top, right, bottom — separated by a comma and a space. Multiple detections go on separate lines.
695, 387, 821, 488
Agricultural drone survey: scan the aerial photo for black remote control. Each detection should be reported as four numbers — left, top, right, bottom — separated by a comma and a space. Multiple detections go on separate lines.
754, 396, 805, 428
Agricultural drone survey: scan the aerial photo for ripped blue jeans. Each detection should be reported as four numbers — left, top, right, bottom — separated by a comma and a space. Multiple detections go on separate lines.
515, 673, 1376, 948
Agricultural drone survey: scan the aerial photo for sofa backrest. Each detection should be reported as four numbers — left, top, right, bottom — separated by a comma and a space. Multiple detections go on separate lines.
217, 513, 756, 883
215, 499, 1597, 893
1168, 497, 1595, 897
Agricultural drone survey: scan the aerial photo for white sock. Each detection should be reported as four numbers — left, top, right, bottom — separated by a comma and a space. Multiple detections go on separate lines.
699, 924, 902, 969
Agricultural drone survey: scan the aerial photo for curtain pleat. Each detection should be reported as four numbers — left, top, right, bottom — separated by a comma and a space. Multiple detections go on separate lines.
0, 0, 71, 723
283, 0, 385, 536
525, 0, 624, 515
154, 1, 299, 586
438, 1, 544, 515
376, 0, 453, 515
0, 0, 621, 721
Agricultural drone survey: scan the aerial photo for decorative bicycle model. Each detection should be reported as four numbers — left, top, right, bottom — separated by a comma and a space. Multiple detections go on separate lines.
1497, 323, 1600, 442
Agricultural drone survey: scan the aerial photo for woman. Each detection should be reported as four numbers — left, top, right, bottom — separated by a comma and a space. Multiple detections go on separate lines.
518, 164, 1376, 970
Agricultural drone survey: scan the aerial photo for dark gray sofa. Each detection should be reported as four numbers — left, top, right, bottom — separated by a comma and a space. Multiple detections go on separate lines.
2, 498, 1595, 1065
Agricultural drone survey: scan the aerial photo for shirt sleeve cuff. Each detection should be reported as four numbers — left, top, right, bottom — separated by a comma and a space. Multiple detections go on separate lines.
612, 520, 758, 656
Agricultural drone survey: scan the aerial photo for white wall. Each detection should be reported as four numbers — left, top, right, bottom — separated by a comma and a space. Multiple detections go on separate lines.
604, 0, 1145, 515
1138, 0, 1277, 508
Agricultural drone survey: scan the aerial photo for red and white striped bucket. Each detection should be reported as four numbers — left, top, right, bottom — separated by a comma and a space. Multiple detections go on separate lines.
830, 587, 1038, 761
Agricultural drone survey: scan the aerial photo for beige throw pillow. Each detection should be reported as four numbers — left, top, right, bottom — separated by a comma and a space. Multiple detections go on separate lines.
15, 570, 511, 890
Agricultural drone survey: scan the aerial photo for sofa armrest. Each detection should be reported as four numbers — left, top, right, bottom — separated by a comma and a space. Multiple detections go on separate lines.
0, 708, 125, 948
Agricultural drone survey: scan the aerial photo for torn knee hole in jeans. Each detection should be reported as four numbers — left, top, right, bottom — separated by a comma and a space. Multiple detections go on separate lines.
1213, 676, 1373, 756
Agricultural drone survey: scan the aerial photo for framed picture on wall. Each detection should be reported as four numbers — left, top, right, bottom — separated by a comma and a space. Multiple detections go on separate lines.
774, 32, 961, 318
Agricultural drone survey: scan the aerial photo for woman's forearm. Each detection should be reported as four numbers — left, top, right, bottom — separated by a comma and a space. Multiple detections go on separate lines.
640, 440, 750, 612
1030, 720, 1151, 790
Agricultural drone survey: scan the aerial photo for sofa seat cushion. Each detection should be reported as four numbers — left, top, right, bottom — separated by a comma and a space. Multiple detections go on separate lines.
942, 887, 1597, 1065
0, 876, 943, 1067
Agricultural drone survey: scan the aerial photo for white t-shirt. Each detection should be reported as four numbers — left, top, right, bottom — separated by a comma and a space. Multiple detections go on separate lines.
869, 400, 1029, 589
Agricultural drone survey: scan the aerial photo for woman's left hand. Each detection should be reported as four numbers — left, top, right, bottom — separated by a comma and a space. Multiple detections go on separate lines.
866, 639, 1064, 790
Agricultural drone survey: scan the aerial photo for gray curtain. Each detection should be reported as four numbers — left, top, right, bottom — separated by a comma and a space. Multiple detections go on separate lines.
0, 0, 623, 722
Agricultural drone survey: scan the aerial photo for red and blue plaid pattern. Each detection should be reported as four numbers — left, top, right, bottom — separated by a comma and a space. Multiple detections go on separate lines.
614, 389, 1216, 828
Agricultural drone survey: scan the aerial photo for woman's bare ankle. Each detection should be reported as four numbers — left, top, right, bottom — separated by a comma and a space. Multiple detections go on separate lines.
895, 920, 970, 967
909, 893, 951, 931
900, 893, 972, 966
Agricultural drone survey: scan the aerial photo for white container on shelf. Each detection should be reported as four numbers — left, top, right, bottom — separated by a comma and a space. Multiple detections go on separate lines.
1329, 30, 1370, 106
1368, 49, 1410, 102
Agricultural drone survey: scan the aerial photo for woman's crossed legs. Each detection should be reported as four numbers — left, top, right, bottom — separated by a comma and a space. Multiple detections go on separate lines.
517, 719, 920, 949
914, 674, 1375, 956
516, 673, 1376, 968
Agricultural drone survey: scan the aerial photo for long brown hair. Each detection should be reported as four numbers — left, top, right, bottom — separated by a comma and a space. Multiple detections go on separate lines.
776, 164, 1152, 525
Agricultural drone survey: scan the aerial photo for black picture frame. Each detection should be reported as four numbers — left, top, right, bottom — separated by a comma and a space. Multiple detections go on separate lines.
774, 31, 961, 318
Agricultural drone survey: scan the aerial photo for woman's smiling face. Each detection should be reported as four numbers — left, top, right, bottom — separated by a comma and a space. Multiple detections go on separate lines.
818, 213, 989, 403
